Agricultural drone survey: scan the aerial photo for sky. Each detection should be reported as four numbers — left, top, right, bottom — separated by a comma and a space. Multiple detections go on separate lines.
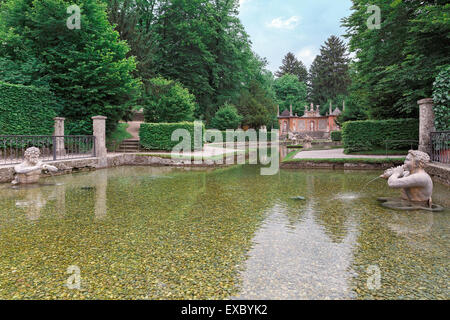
238, 0, 354, 73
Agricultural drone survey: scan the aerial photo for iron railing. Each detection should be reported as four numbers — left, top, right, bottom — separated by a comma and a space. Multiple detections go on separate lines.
431, 131, 450, 164
0, 135, 96, 165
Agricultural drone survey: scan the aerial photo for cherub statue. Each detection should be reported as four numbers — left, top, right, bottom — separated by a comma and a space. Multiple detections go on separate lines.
12, 147, 58, 185
380, 150, 433, 207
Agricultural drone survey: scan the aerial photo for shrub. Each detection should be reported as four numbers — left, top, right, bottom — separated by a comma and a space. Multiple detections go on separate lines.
342, 119, 419, 153
139, 122, 204, 151
143, 77, 196, 123
331, 131, 342, 141
432, 66, 450, 131
0, 81, 58, 135
210, 104, 242, 130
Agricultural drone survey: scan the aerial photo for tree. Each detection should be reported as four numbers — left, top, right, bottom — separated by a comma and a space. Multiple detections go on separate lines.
275, 52, 308, 83
143, 77, 196, 123
308, 35, 351, 106
237, 80, 277, 129
106, 0, 159, 81
210, 104, 242, 130
273, 74, 308, 116
150, 0, 260, 123
0, 0, 140, 134
342, 0, 450, 119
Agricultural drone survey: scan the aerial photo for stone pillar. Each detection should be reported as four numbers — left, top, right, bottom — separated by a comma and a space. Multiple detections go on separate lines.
92, 116, 107, 168
54, 117, 65, 157
418, 98, 435, 156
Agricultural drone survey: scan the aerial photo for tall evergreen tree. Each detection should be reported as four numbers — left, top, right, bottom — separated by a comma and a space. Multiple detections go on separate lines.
308, 35, 351, 106
275, 52, 308, 83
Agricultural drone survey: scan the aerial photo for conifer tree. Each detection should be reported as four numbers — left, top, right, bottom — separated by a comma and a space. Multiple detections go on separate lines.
275, 52, 308, 83
308, 36, 351, 106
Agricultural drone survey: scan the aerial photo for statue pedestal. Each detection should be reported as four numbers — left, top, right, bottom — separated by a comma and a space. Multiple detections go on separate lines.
377, 197, 444, 212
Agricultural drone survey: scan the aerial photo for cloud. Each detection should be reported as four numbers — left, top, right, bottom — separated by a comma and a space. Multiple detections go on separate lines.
296, 47, 317, 67
266, 16, 300, 30
239, 0, 251, 6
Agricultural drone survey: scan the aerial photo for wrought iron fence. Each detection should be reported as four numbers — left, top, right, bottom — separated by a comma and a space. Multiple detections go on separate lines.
0, 135, 96, 165
431, 131, 450, 164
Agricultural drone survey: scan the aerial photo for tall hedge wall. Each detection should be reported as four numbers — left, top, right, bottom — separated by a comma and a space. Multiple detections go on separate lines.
0, 82, 58, 135
139, 122, 204, 151
204, 129, 273, 143
342, 119, 419, 153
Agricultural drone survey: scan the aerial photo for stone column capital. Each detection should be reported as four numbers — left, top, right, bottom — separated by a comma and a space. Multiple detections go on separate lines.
92, 115, 108, 120
417, 98, 434, 106
54, 117, 66, 121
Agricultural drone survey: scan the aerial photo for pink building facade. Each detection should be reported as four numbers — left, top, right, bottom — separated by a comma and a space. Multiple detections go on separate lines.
278, 103, 342, 138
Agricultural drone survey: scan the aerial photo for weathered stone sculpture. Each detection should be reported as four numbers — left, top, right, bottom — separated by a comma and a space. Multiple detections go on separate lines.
12, 147, 58, 185
379, 150, 443, 211
303, 135, 313, 149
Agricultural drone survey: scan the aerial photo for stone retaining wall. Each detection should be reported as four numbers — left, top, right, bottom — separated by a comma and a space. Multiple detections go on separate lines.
1, 154, 449, 186
280, 161, 397, 171
0, 154, 228, 184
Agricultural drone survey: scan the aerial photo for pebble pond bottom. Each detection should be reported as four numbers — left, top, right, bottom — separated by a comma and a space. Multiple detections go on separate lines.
0, 165, 448, 299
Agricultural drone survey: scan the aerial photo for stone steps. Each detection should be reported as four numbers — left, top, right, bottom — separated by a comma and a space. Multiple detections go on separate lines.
116, 139, 140, 153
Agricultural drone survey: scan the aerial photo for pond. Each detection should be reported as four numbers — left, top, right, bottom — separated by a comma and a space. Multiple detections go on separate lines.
0, 165, 448, 299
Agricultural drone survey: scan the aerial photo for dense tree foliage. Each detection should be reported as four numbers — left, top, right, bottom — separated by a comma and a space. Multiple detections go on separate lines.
275, 52, 308, 83
143, 77, 196, 123
0, 0, 140, 134
342, 0, 450, 119
273, 74, 308, 116
210, 103, 242, 130
432, 65, 450, 131
308, 35, 351, 106
237, 80, 277, 129
105, 0, 266, 124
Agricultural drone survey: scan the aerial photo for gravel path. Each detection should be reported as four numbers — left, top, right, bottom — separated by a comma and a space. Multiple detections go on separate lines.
125, 121, 142, 140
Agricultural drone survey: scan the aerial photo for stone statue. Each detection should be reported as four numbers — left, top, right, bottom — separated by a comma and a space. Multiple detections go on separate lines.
12, 147, 58, 185
379, 150, 442, 211
303, 135, 313, 149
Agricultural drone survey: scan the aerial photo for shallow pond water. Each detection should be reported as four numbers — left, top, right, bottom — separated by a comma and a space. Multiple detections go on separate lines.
0, 165, 448, 299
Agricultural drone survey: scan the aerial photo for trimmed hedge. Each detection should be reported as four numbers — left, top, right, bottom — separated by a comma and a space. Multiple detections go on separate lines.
204, 129, 274, 143
0, 81, 58, 135
139, 122, 204, 151
331, 131, 342, 141
342, 119, 419, 153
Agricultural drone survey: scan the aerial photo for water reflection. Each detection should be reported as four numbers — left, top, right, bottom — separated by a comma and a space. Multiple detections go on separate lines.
235, 202, 358, 300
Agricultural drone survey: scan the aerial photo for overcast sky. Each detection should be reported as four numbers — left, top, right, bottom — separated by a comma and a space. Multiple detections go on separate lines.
238, 0, 353, 73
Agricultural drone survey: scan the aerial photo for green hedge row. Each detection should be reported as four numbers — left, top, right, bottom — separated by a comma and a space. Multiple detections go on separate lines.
204, 129, 274, 143
331, 131, 342, 141
0, 81, 58, 135
342, 119, 419, 153
139, 122, 204, 151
